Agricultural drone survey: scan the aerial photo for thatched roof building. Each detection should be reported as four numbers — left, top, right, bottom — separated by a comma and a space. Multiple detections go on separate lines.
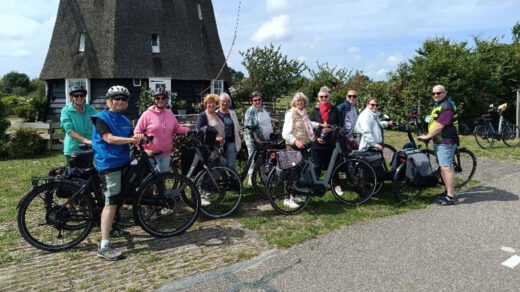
41, 0, 231, 120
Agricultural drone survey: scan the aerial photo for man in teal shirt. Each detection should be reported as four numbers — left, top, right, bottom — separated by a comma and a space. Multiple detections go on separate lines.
60, 85, 98, 164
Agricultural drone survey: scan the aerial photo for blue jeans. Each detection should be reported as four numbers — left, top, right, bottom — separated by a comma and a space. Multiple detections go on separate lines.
149, 156, 170, 173
224, 142, 237, 171
433, 143, 456, 167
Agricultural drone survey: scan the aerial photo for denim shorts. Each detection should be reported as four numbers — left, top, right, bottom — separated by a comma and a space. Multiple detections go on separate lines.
433, 143, 456, 167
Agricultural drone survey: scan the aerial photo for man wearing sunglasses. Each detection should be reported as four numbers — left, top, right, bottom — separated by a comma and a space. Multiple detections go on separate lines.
337, 89, 359, 134
418, 84, 460, 206
60, 85, 98, 165
92, 85, 144, 260
134, 87, 189, 173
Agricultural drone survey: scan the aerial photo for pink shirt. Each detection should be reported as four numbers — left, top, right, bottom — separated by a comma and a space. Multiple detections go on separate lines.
134, 106, 189, 156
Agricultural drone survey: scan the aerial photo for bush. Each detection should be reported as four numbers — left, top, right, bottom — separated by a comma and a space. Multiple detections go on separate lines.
7, 128, 47, 158
0, 99, 10, 158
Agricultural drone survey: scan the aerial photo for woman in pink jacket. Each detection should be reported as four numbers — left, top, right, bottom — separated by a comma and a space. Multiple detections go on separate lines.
134, 87, 190, 172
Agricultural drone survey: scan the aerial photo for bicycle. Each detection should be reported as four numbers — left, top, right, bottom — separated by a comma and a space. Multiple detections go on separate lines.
178, 129, 243, 218
266, 126, 378, 215
17, 139, 200, 252
474, 103, 520, 149
236, 126, 285, 199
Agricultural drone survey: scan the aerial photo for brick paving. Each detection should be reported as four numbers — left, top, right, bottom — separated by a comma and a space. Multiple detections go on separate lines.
0, 218, 271, 291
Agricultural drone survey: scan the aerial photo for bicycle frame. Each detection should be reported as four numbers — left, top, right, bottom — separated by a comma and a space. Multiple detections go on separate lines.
297, 139, 345, 188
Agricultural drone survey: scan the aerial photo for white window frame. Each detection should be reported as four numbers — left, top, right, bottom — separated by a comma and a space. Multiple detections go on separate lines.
211, 80, 224, 95
151, 34, 160, 53
65, 78, 90, 104
197, 3, 203, 20
133, 78, 142, 87
79, 33, 85, 52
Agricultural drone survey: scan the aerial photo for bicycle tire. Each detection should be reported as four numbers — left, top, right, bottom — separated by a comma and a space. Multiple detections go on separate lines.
392, 163, 424, 204
17, 180, 95, 252
194, 166, 243, 218
251, 160, 269, 200
452, 148, 477, 188
502, 124, 520, 147
134, 173, 200, 238
330, 158, 377, 205
474, 124, 494, 149
381, 143, 397, 170
266, 168, 310, 215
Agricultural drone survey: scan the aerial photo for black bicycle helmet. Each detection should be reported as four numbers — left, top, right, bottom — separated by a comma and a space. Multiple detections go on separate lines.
68, 85, 87, 96
153, 87, 170, 98
106, 85, 130, 99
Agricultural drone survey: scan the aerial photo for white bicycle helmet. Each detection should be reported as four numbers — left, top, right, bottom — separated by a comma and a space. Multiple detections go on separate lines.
68, 85, 87, 96
106, 85, 130, 99
152, 87, 170, 98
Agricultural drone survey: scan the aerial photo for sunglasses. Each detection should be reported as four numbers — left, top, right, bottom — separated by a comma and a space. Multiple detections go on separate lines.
431, 92, 444, 96
73, 94, 85, 98
112, 96, 129, 101
154, 96, 168, 100
319, 95, 329, 99
347, 95, 357, 98
252, 98, 262, 102
369, 103, 379, 107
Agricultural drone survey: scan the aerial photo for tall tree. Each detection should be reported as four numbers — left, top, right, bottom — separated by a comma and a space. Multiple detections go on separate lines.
0, 71, 30, 96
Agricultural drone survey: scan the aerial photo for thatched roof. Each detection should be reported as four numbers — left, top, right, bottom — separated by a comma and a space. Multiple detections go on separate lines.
40, 0, 230, 82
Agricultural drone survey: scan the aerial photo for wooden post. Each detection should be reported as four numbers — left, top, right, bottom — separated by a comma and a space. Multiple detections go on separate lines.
516, 89, 520, 136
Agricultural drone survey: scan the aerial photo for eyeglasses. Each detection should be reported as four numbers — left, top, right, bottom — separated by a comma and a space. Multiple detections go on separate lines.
252, 98, 262, 102
369, 103, 379, 107
347, 95, 357, 98
154, 96, 168, 101
73, 94, 85, 98
319, 95, 329, 99
431, 92, 444, 96
112, 96, 129, 101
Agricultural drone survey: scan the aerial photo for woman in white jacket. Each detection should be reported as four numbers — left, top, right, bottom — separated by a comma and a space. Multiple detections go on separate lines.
354, 97, 392, 151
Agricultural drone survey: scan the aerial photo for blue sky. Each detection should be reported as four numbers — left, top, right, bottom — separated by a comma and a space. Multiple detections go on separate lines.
0, 0, 519, 81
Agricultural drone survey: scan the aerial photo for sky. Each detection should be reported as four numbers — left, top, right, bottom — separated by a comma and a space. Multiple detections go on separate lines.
0, 0, 519, 81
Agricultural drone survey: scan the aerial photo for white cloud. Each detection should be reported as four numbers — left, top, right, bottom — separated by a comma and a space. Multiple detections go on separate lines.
0, 40, 30, 58
347, 46, 361, 55
0, 15, 40, 37
266, 0, 289, 12
251, 14, 290, 43
375, 69, 388, 77
386, 55, 402, 65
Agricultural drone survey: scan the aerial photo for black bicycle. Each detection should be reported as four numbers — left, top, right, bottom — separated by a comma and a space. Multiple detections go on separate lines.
474, 103, 520, 149
17, 140, 200, 252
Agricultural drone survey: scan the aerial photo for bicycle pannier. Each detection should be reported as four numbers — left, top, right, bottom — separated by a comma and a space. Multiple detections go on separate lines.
402, 150, 438, 187
350, 149, 388, 181
275, 150, 303, 180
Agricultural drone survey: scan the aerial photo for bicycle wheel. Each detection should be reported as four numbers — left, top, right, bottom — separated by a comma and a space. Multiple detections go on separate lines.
474, 124, 494, 149
251, 160, 269, 200
452, 148, 477, 188
331, 159, 377, 205
17, 180, 95, 252
266, 168, 310, 215
194, 166, 243, 218
134, 173, 200, 237
502, 124, 520, 147
392, 163, 423, 204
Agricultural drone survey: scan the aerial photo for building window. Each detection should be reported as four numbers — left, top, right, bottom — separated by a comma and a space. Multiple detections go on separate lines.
79, 33, 85, 52
211, 80, 224, 95
133, 78, 142, 87
197, 3, 203, 20
151, 34, 160, 53
65, 79, 90, 104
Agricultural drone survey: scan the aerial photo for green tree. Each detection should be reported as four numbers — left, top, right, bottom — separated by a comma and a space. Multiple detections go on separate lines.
239, 44, 306, 101
137, 82, 153, 115
0, 71, 30, 96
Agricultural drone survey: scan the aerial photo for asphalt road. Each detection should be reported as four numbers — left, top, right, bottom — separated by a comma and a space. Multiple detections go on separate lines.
160, 158, 520, 291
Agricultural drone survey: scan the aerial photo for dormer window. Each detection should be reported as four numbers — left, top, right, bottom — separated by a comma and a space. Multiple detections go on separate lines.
151, 34, 160, 53
79, 33, 85, 52
197, 3, 203, 20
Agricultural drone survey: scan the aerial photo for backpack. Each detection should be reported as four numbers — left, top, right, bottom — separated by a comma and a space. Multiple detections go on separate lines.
395, 149, 438, 187
275, 150, 304, 180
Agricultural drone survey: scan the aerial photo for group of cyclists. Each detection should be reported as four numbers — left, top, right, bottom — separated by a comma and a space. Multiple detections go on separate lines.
60, 83, 459, 260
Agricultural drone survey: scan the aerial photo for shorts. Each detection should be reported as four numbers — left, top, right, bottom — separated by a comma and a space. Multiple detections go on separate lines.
99, 169, 126, 206
433, 143, 456, 168
149, 155, 171, 173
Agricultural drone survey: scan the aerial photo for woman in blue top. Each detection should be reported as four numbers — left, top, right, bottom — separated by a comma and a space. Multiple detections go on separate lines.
60, 85, 97, 164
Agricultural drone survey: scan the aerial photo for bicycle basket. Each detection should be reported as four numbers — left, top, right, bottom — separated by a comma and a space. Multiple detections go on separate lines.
198, 126, 218, 147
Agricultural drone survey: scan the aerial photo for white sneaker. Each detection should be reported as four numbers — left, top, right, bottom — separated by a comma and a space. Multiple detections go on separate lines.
283, 198, 299, 209
334, 186, 344, 196
200, 191, 211, 207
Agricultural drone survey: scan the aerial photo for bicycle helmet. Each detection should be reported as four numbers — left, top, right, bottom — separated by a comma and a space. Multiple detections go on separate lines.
68, 85, 87, 96
106, 85, 130, 99
152, 87, 170, 98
